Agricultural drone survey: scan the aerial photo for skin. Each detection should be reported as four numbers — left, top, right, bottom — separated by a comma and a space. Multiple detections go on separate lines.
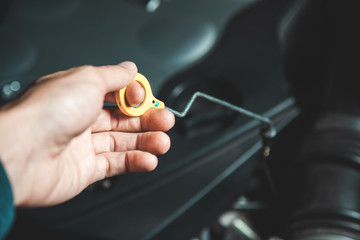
0, 61, 175, 207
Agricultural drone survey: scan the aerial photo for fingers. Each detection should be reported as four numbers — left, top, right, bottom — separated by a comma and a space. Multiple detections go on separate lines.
125, 81, 145, 106
141, 108, 175, 132
37, 61, 138, 93
96, 61, 138, 93
104, 92, 117, 103
92, 131, 171, 155
104, 80, 145, 105
94, 151, 158, 180
91, 107, 175, 133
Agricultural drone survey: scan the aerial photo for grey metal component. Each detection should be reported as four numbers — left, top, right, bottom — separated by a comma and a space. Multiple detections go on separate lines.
232, 218, 261, 240
166, 91, 277, 139
232, 196, 266, 210
219, 211, 262, 240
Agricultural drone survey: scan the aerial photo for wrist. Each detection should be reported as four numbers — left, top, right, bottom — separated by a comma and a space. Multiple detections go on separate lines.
0, 104, 40, 206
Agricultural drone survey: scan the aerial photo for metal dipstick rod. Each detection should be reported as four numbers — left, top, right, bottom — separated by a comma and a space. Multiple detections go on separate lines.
165, 91, 277, 139
166, 91, 278, 196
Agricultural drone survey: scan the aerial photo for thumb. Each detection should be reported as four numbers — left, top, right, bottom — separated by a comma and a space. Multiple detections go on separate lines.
97, 61, 138, 93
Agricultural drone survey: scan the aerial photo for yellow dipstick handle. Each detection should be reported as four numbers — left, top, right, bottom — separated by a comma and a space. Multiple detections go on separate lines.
115, 73, 165, 117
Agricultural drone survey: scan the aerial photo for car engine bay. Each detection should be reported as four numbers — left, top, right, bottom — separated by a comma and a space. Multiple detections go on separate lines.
1, 0, 360, 239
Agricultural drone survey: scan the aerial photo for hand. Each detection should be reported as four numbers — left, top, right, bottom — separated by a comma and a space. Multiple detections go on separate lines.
0, 62, 175, 207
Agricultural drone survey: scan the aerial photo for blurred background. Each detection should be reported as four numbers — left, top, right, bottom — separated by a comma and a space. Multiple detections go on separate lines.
1, 0, 360, 239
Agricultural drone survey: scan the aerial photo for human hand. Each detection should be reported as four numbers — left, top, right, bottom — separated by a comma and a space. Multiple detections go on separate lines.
0, 62, 175, 207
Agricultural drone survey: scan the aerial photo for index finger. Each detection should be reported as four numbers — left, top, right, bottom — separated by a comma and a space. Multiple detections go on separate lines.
91, 107, 175, 133
36, 61, 138, 93
96, 61, 138, 93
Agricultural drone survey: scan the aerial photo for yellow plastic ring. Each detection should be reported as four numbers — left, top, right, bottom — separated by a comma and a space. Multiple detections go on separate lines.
115, 73, 164, 117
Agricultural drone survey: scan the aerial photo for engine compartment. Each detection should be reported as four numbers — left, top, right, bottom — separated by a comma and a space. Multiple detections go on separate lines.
1, 0, 359, 239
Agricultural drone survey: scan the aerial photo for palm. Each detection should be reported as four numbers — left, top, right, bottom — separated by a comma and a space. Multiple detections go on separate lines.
53, 128, 96, 202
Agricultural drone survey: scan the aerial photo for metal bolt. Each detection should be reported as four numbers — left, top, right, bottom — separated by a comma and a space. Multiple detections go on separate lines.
219, 211, 239, 228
